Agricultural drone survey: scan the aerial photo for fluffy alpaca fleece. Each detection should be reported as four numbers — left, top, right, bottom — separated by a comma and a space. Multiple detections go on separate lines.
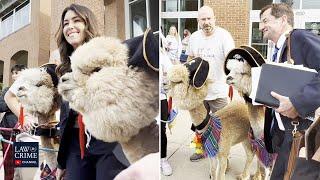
15, 67, 61, 177
167, 63, 256, 180
226, 59, 271, 179
58, 36, 158, 163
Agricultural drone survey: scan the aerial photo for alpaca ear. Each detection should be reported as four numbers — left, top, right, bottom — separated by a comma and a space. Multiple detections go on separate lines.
185, 57, 209, 89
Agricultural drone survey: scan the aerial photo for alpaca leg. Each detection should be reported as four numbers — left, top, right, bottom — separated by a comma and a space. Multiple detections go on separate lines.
251, 161, 265, 180
215, 153, 229, 180
237, 140, 254, 180
40, 136, 57, 171
214, 139, 231, 180
209, 158, 216, 180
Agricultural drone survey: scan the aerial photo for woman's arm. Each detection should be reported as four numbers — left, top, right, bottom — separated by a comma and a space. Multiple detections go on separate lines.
4, 90, 20, 117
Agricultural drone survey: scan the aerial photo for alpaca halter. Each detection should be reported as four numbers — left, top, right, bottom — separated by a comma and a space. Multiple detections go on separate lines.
191, 113, 210, 132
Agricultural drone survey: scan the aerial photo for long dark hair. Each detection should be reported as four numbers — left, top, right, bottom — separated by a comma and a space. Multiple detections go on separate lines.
55, 4, 100, 77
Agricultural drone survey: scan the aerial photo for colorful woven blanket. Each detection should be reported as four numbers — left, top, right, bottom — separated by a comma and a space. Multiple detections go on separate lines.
191, 115, 222, 158
248, 128, 277, 167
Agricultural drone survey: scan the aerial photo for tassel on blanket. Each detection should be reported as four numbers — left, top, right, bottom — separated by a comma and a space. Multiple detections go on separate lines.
190, 133, 204, 154
248, 128, 277, 167
19, 106, 24, 128
228, 85, 233, 101
78, 114, 86, 159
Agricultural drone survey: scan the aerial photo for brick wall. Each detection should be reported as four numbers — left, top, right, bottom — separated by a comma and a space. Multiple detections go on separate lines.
204, 0, 250, 47
0, 0, 51, 86
50, 0, 125, 52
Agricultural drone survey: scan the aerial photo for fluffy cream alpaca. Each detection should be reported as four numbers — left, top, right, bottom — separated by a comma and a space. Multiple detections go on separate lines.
226, 59, 271, 179
167, 62, 255, 180
58, 36, 158, 163
15, 65, 61, 177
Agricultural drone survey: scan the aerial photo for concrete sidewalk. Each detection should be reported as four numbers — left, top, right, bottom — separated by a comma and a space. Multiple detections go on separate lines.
161, 110, 269, 180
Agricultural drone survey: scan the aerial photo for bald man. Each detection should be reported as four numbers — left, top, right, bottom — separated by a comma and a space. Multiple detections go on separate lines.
186, 6, 235, 162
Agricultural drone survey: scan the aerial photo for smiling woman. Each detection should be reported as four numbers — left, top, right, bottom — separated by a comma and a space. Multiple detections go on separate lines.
54, 4, 127, 180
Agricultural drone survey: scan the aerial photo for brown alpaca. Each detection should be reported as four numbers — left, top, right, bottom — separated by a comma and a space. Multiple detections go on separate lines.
225, 46, 276, 179
167, 58, 257, 180
58, 32, 159, 163
15, 64, 61, 178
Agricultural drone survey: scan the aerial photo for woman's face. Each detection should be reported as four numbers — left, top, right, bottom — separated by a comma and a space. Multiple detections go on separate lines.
169, 27, 176, 35
63, 10, 86, 49
12, 70, 21, 81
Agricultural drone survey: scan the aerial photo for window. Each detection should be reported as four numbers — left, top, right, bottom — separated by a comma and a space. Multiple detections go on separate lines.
251, 22, 268, 58
127, 0, 159, 38
161, 0, 202, 43
252, 0, 272, 10
305, 22, 320, 36
302, 0, 320, 9
162, 0, 203, 12
274, 0, 300, 9
180, 0, 199, 11
0, 0, 30, 40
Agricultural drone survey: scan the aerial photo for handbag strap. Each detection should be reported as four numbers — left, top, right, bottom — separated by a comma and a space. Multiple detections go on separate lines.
286, 31, 295, 65
284, 121, 304, 180
305, 117, 320, 159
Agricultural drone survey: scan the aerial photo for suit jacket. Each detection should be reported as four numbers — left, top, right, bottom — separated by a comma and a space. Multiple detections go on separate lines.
264, 29, 320, 153
57, 101, 118, 169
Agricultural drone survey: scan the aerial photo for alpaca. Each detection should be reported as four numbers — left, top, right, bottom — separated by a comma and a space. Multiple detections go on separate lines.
58, 32, 159, 163
225, 47, 276, 179
15, 64, 61, 179
167, 58, 256, 180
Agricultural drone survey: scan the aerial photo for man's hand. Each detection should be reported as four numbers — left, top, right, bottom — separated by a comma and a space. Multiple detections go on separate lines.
271, 91, 299, 119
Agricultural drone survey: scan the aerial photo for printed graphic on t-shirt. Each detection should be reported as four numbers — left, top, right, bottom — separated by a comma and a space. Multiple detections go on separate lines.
197, 48, 215, 60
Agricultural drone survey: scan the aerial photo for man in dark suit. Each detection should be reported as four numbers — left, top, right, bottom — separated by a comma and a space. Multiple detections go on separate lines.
259, 3, 320, 179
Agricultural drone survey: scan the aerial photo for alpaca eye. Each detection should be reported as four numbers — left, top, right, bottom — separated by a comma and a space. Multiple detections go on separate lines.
171, 81, 183, 84
35, 83, 43, 87
92, 67, 101, 73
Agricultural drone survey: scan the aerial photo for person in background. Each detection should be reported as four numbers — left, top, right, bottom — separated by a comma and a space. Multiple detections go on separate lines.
0, 64, 26, 180
186, 5, 235, 162
259, 3, 320, 179
181, 29, 191, 53
165, 25, 182, 64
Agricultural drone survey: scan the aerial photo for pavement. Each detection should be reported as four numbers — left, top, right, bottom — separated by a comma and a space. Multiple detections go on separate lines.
161, 108, 271, 180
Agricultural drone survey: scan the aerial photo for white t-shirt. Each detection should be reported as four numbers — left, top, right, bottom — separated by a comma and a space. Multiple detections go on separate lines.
8, 78, 23, 96
165, 35, 182, 60
160, 49, 173, 100
186, 27, 235, 100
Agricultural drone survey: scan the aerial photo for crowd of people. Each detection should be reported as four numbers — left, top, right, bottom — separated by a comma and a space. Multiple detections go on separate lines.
160, 3, 320, 180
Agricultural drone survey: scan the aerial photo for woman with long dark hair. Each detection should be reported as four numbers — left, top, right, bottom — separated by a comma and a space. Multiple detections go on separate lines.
55, 4, 127, 180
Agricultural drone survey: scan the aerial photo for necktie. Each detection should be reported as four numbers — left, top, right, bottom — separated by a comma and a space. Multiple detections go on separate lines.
272, 46, 279, 62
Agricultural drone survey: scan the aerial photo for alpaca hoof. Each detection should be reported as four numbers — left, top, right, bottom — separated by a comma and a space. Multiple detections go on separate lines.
236, 174, 249, 180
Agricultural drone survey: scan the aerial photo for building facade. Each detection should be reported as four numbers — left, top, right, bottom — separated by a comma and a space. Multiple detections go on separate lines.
0, 0, 51, 87
160, 0, 320, 60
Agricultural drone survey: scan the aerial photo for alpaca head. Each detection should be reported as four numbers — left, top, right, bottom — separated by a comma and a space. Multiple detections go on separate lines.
58, 36, 158, 143
225, 46, 266, 97
167, 58, 210, 110
16, 64, 61, 118
226, 58, 252, 96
